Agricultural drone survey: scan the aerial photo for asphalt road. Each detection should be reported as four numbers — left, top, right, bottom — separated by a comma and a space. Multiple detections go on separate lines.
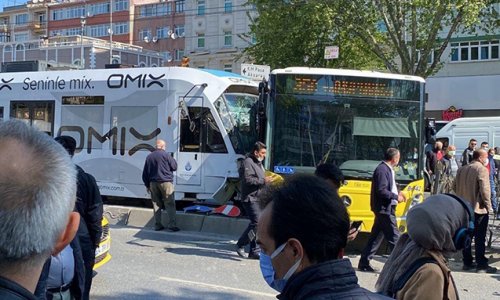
91, 226, 500, 299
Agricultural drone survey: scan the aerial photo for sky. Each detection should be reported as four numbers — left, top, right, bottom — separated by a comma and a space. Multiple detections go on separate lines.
1, 0, 25, 11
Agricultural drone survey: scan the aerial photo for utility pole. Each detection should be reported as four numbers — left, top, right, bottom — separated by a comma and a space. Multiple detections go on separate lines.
109, 0, 113, 63
80, 16, 86, 69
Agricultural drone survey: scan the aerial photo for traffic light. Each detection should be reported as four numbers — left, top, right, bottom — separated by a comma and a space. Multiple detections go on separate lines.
180, 56, 190, 67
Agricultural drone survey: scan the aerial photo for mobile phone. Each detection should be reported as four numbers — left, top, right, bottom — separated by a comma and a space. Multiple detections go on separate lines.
350, 221, 363, 231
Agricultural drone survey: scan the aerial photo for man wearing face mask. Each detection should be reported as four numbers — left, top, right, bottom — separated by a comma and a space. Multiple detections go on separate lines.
236, 141, 273, 259
453, 149, 497, 273
256, 175, 389, 299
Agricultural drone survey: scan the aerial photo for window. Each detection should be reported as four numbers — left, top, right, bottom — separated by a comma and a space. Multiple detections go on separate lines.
15, 14, 28, 25
175, 49, 184, 61
0, 107, 3, 121
223, 63, 232, 72
176, 0, 185, 13
139, 29, 151, 41
14, 33, 28, 42
450, 40, 499, 62
175, 25, 185, 38
197, 0, 205, 16
0, 33, 10, 42
114, 0, 129, 12
224, 0, 232, 13
157, 27, 170, 39
90, 3, 110, 15
114, 23, 129, 35
88, 25, 108, 37
224, 31, 232, 47
197, 33, 205, 48
52, 10, 64, 21
180, 106, 227, 153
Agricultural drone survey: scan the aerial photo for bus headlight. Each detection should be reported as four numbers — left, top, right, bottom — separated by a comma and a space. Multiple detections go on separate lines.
341, 195, 352, 207
409, 193, 423, 210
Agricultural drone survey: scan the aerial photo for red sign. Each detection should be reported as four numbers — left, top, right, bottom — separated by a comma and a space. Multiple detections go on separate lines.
442, 106, 463, 121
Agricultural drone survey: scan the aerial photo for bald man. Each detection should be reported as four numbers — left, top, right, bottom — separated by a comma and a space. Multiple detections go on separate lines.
142, 139, 179, 232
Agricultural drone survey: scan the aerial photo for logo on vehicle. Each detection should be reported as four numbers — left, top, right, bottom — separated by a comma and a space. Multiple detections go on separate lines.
0, 78, 13, 90
107, 73, 165, 89
185, 162, 192, 171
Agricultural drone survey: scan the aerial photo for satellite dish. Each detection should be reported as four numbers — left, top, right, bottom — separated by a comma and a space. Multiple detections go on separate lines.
152, 36, 158, 43
167, 30, 173, 36
143, 36, 150, 43
33, 0, 39, 3
170, 32, 178, 40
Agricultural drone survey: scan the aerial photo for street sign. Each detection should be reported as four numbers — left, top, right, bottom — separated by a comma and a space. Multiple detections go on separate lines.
324, 46, 339, 59
241, 63, 270, 81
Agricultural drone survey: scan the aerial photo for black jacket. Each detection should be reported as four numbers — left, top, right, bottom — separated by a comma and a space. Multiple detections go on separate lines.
75, 165, 103, 249
142, 149, 178, 187
370, 162, 398, 215
239, 155, 266, 203
0, 276, 36, 300
277, 259, 390, 300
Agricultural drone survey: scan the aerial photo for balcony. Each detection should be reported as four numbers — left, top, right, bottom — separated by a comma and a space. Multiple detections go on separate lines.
29, 22, 46, 33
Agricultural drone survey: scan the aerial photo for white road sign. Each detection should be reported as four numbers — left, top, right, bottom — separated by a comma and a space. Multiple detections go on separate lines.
324, 46, 339, 59
241, 64, 270, 81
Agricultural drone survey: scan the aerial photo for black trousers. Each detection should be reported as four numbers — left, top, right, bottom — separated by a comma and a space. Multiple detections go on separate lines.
237, 201, 259, 254
359, 211, 399, 266
463, 213, 489, 267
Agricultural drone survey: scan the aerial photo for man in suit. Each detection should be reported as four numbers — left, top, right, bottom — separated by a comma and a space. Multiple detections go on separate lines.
453, 149, 497, 273
358, 148, 406, 272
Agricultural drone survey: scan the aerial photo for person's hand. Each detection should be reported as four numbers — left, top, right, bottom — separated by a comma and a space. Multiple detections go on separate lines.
146, 187, 151, 194
347, 227, 359, 241
398, 191, 406, 203
264, 176, 274, 184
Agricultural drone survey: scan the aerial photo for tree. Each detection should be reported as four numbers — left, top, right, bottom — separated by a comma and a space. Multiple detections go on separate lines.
330, 0, 499, 77
243, 0, 385, 70
245, 0, 498, 77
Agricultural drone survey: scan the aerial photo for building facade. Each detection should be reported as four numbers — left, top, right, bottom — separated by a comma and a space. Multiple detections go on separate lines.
184, 0, 256, 73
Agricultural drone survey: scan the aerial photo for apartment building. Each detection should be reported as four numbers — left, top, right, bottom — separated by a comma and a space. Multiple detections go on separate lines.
184, 0, 256, 73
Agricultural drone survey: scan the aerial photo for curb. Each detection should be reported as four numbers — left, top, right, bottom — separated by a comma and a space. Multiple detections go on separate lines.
104, 205, 249, 239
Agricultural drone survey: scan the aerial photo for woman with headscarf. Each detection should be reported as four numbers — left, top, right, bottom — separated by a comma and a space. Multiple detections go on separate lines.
376, 194, 473, 299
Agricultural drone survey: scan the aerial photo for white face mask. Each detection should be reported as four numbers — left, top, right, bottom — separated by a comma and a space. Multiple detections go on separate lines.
270, 242, 302, 281
482, 157, 489, 167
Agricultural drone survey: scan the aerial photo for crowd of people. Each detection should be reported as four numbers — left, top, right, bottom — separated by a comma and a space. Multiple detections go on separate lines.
1, 119, 497, 300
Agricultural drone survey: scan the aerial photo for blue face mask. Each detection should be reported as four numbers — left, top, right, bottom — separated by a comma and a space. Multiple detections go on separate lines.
259, 242, 302, 293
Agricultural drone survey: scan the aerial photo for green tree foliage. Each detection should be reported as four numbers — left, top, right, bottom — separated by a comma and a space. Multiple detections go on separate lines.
334, 0, 498, 77
243, 0, 385, 71
245, 0, 498, 77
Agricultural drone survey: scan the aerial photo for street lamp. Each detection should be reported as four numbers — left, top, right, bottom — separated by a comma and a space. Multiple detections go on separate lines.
80, 16, 86, 69
109, 0, 113, 64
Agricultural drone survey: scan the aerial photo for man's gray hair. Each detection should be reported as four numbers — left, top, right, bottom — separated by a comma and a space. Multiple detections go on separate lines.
0, 120, 76, 265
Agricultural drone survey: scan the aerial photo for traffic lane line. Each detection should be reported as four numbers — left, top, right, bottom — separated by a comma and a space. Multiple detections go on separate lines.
158, 276, 277, 298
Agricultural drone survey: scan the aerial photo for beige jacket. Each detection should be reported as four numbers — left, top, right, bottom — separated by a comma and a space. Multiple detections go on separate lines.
453, 160, 491, 214
397, 251, 458, 300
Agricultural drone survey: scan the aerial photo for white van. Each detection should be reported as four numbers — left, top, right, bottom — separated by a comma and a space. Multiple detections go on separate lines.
435, 117, 500, 162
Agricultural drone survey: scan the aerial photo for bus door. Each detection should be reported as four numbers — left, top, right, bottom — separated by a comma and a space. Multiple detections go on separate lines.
177, 96, 203, 186
10, 101, 55, 136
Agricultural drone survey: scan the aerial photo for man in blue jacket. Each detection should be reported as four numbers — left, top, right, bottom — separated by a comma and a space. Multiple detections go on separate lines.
142, 139, 179, 232
358, 148, 406, 272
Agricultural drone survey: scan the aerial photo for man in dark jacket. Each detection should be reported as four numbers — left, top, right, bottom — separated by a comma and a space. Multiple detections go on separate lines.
55, 136, 103, 300
256, 175, 389, 299
462, 139, 477, 166
236, 142, 273, 259
142, 139, 179, 232
358, 148, 406, 272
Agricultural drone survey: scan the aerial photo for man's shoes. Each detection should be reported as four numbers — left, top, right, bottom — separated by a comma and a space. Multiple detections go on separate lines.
358, 264, 378, 272
462, 263, 477, 271
476, 265, 498, 274
248, 252, 260, 260
154, 225, 164, 231
235, 246, 246, 258
167, 227, 180, 232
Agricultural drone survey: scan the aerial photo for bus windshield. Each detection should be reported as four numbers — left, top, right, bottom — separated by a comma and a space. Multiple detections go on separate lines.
214, 93, 260, 155
269, 73, 423, 182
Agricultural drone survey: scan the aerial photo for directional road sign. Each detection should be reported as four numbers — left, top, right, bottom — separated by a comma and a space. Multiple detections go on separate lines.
241, 63, 270, 81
